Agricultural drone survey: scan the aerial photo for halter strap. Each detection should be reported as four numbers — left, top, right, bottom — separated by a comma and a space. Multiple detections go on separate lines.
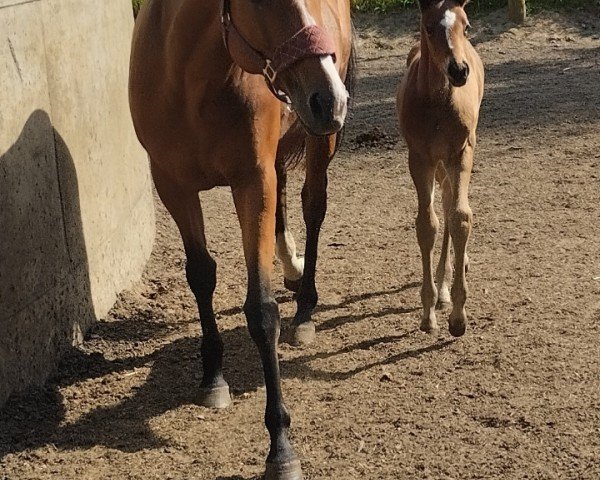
221, 0, 337, 103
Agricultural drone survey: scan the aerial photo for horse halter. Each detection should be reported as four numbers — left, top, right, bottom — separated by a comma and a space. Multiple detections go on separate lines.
221, 0, 337, 104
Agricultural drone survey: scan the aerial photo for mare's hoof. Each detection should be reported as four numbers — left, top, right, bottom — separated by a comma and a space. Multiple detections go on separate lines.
284, 277, 302, 293
289, 321, 316, 346
265, 459, 303, 480
448, 319, 466, 337
199, 384, 231, 409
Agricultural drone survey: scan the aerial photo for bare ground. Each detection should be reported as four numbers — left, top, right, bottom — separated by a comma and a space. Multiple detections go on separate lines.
1, 8, 600, 480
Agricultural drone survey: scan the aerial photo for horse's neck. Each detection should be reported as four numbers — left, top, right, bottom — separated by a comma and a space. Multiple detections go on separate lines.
417, 30, 451, 102
169, 0, 232, 83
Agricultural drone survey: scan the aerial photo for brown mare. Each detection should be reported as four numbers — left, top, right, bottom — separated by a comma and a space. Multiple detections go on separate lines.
397, 0, 484, 337
129, 0, 354, 478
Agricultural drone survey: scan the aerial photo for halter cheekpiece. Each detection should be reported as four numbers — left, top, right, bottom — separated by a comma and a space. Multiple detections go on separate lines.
221, 0, 337, 103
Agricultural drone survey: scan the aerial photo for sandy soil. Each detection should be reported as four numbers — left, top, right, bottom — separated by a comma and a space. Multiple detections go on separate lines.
1, 7, 600, 480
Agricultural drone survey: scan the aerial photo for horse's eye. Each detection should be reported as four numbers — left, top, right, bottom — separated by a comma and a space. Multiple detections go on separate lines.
464, 24, 471, 35
426, 25, 435, 36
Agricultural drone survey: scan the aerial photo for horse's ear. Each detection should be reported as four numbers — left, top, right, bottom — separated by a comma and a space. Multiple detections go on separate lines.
457, 0, 471, 6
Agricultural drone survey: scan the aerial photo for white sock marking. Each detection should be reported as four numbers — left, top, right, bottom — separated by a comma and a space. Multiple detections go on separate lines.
276, 231, 304, 281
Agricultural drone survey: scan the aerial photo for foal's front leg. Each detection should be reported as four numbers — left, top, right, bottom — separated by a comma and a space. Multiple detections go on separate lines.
436, 171, 453, 308
232, 169, 301, 480
290, 135, 336, 346
444, 146, 474, 337
409, 151, 440, 333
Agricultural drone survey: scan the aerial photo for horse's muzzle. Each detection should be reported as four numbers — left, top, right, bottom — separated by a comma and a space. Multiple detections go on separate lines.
448, 59, 470, 87
307, 88, 347, 135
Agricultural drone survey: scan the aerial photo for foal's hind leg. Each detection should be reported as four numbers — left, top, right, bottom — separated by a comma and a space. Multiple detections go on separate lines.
232, 169, 301, 480
275, 159, 304, 293
153, 167, 230, 408
436, 169, 453, 308
290, 135, 336, 346
444, 147, 474, 337
409, 152, 440, 333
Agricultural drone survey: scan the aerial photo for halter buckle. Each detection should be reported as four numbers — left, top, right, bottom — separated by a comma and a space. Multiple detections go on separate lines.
263, 60, 277, 84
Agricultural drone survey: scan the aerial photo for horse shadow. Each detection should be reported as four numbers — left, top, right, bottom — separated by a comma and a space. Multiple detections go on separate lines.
0, 110, 96, 449
0, 281, 454, 464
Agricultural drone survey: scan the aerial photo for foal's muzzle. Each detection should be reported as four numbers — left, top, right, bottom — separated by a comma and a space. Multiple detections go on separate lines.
448, 59, 470, 87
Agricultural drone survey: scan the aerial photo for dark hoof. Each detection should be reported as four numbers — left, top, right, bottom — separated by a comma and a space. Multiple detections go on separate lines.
265, 459, 303, 480
284, 277, 302, 293
448, 320, 466, 337
199, 384, 231, 409
291, 321, 316, 346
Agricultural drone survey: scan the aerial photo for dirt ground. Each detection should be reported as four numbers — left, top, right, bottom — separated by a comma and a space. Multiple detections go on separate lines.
2, 7, 600, 480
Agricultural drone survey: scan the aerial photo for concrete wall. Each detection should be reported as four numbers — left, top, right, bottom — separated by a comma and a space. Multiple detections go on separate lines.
0, 0, 155, 406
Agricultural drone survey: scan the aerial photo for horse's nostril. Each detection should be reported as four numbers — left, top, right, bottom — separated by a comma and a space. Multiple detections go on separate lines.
448, 60, 469, 85
309, 91, 334, 122
309, 92, 323, 119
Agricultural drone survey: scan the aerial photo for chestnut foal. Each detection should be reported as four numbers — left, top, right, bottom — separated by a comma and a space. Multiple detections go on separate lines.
397, 0, 484, 337
130, 0, 353, 478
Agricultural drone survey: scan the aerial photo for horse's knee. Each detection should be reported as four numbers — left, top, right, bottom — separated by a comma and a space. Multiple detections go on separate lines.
450, 207, 472, 234
416, 208, 439, 244
244, 297, 280, 346
449, 206, 473, 237
186, 254, 217, 299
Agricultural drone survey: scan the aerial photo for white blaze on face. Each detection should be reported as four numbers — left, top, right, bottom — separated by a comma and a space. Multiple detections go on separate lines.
320, 55, 349, 122
440, 9, 457, 50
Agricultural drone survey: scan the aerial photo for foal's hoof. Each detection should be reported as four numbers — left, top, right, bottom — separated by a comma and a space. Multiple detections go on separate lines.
419, 319, 439, 335
289, 321, 316, 346
448, 319, 466, 337
436, 299, 452, 310
284, 277, 302, 293
199, 384, 231, 409
265, 459, 303, 480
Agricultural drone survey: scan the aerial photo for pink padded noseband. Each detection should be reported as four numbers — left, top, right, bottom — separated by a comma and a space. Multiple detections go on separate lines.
221, 0, 337, 103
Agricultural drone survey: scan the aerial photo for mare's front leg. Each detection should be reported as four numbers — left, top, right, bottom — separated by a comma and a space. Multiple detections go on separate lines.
290, 134, 336, 346
152, 167, 230, 409
444, 146, 474, 337
232, 167, 302, 480
409, 151, 440, 333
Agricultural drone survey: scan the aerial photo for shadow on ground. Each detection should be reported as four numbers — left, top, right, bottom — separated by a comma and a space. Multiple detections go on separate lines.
0, 282, 453, 462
